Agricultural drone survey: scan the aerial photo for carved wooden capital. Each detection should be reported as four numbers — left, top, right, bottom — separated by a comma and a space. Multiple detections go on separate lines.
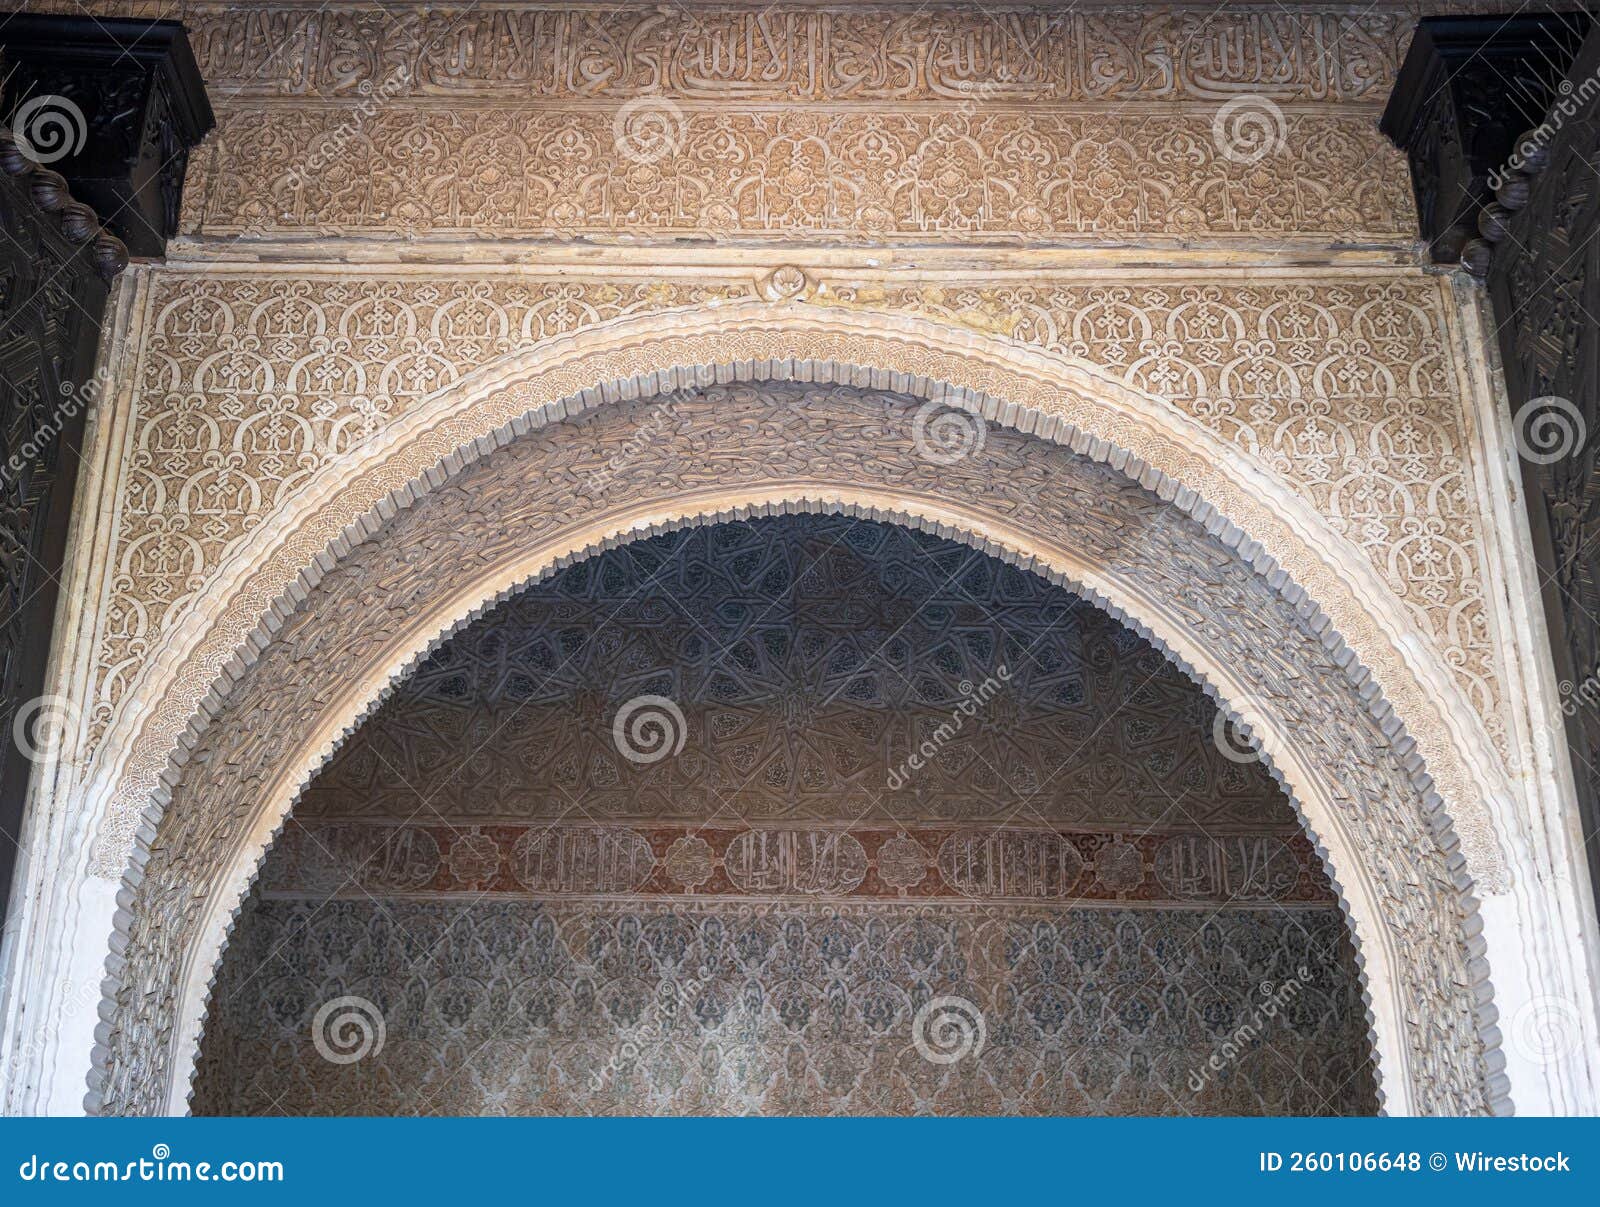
0, 13, 213, 255
1380, 13, 1591, 264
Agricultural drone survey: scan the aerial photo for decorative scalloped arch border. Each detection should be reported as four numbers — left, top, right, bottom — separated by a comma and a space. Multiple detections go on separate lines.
87, 305, 1509, 882
67, 307, 1507, 1114
161, 490, 1436, 1117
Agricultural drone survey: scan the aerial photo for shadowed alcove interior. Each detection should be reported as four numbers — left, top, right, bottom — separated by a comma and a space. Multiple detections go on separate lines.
191, 513, 1376, 1116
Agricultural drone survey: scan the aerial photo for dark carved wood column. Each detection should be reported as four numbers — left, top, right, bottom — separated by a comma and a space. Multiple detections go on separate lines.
1386, 12, 1600, 916
1381, 14, 1590, 267
0, 17, 210, 916
0, 16, 212, 257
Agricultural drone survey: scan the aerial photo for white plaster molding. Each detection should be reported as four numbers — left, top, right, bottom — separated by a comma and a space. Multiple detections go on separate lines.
1435, 278, 1600, 1113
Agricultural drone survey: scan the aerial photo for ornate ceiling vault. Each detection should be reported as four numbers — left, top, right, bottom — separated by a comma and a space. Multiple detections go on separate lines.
1, 1, 1596, 1123
290, 518, 1303, 838
194, 515, 1376, 1116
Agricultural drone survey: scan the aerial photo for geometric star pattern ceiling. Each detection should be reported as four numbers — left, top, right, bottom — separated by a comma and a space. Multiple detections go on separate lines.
297, 515, 1299, 833
195, 516, 1373, 1116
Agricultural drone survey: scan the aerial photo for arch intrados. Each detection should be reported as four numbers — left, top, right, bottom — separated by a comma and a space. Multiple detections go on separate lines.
140, 489, 1476, 1116
173, 490, 1402, 1116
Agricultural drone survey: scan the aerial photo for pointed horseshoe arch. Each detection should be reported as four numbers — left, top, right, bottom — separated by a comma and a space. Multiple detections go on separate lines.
11, 305, 1524, 1116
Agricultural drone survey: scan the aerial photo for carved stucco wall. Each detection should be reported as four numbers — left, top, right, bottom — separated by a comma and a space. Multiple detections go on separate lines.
177, 4, 1422, 101
43, 1, 1494, 243
10, 0, 1584, 1121
195, 900, 1374, 1116
193, 515, 1375, 1116
93, 385, 1483, 1115
65, 2, 1513, 861
89, 269, 1504, 761
52, 0, 1514, 820
189, 108, 1411, 242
